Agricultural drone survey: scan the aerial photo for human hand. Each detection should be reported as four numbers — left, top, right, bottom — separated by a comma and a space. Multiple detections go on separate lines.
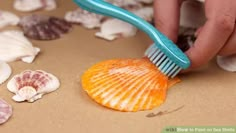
154, 0, 236, 68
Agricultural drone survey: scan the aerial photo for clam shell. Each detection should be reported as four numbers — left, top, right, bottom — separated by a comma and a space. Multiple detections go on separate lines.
14, 0, 57, 12
0, 61, 11, 85
217, 55, 236, 72
65, 8, 105, 29
0, 98, 12, 124
0, 30, 40, 63
95, 18, 137, 41
131, 7, 153, 22
19, 15, 72, 40
7, 70, 60, 103
0, 10, 20, 29
82, 58, 180, 112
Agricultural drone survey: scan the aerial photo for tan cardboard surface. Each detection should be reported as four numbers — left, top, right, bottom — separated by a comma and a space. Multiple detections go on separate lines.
0, 1, 235, 133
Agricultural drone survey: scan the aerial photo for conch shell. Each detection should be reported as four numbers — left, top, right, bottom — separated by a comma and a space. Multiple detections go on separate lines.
7, 70, 60, 103
0, 10, 20, 29
14, 0, 57, 12
0, 30, 40, 63
0, 61, 11, 84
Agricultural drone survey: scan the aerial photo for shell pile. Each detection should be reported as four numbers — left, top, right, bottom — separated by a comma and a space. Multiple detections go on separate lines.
0, 98, 12, 124
19, 15, 72, 40
7, 70, 60, 103
65, 0, 154, 41
0, 10, 20, 29
0, 30, 40, 63
82, 58, 180, 112
14, 0, 57, 12
0, 61, 11, 85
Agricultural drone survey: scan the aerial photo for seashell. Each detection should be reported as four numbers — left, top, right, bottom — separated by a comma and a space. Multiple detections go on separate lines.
0, 61, 11, 85
65, 8, 105, 29
0, 10, 20, 29
81, 58, 180, 112
19, 15, 72, 40
105, 0, 141, 8
95, 18, 137, 41
14, 0, 57, 12
217, 55, 236, 72
0, 98, 12, 124
132, 7, 153, 22
7, 70, 60, 103
0, 30, 40, 63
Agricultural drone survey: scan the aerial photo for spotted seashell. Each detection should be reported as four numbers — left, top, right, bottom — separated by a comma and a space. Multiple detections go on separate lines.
14, 0, 57, 12
0, 10, 20, 29
0, 61, 11, 85
0, 98, 12, 124
65, 8, 105, 29
7, 70, 60, 103
19, 15, 72, 40
217, 55, 236, 72
82, 58, 180, 112
95, 18, 137, 41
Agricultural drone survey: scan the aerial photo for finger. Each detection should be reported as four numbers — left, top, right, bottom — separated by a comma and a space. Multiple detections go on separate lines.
154, 0, 183, 42
219, 28, 236, 56
185, 0, 235, 68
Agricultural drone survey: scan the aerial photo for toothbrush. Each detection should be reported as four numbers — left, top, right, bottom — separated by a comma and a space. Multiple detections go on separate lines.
73, 0, 190, 78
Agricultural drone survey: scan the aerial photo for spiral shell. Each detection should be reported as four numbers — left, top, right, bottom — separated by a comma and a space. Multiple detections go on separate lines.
7, 70, 60, 103
82, 58, 180, 112
0, 98, 12, 124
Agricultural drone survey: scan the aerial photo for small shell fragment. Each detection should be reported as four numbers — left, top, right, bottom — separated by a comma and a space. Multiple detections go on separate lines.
65, 8, 105, 29
0, 61, 11, 85
0, 30, 40, 63
14, 0, 57, 12
0, 10, 20, 29
7, 70, 60, 103
82, 58, 180, 112
0, 98, 12, 124
95, 19, 137, 41
217, 55, 236, 72
19, 15, 72, 40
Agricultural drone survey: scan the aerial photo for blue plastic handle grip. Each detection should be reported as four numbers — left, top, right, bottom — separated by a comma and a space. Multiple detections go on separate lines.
73, 0, 190, 69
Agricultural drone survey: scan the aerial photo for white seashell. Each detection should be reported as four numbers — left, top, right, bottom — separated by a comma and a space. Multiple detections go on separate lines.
0, 10, 20, 29
95, 19, 137, 41
217, 55, 236, 72
0, 30, 40, 63
132, 7, 153, 22
105, 0, 140, 7
65, 8, 104, 29
0, 98, 12, 124
0, 61, 11, 85
7, 70, 60, 103
14, 0, 57, 12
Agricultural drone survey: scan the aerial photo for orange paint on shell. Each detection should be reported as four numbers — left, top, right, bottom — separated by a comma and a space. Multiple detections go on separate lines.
81, 58, 180, 112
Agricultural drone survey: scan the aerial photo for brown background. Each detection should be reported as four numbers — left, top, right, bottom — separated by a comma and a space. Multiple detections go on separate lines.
0, 0, 235, 133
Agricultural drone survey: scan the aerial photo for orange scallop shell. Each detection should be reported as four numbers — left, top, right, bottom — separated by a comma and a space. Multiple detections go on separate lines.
81, 58, 180, 112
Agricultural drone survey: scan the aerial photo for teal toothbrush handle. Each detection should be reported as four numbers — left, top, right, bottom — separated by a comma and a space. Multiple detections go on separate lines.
73, 0, 190, 69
